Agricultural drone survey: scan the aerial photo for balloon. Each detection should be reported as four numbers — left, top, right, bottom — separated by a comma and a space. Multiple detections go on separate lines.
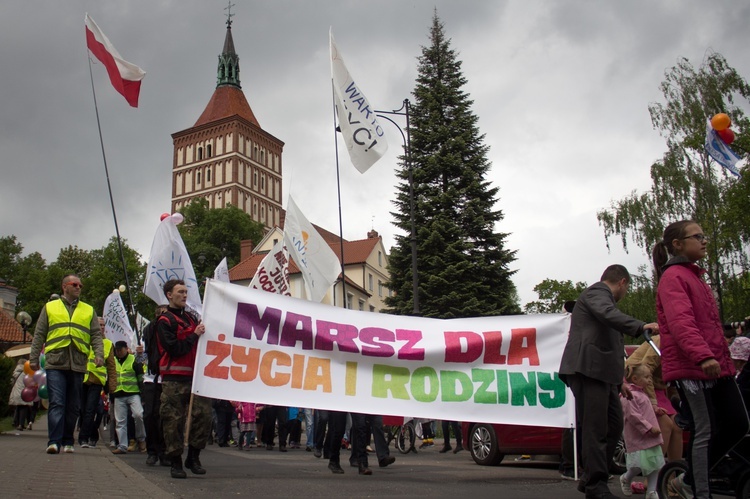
38, 385, 49, 400
41, 398, 49, 409
118, 284, 127, 293
33, 369, 45, 386
717, 128, 735, 145
21, 386, 37, 403
23, 374, 37, 388
711, 113, 731, 131
160, 212, 170, 221
23, 360, 34, 376
40, 353, 46, 370
171, 213, 184, 224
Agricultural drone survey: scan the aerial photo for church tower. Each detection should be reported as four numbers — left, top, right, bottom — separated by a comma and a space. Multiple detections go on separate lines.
170, 14, 284, 230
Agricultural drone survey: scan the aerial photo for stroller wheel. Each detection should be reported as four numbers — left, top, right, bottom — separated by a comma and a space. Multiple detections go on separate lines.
657, 459, 689, 499
736, 470, 750, 499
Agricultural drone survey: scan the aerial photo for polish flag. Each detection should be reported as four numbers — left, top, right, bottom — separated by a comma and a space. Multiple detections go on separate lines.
85, 13, 146, 107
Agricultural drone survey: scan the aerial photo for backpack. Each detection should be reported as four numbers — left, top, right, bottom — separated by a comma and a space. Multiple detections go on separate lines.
142, 320, 162, 377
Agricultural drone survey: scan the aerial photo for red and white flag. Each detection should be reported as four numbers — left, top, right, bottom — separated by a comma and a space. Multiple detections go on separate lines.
85, 13, 146, 107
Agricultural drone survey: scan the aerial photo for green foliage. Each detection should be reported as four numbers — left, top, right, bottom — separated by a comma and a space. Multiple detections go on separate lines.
385, 13, 519, 318
617, 266, 658, 335
0, 236, 23, 280
524, 279, 588, 314
87, 237, 149, 320
0, 355, 16, 418
13, 252, 49, 324
178, 198, 265, 280
597, 52, 750, 319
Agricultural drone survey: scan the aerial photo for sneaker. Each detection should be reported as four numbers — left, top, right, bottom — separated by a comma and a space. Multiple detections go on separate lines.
88, 441, 97, 449
146, 454, 159, 466
80, 441, 91, 449
452, 444, 464, 454
26, 423, 32, 431
109, 441, 117, 448
619, 475, 632, 497
138, 440, 147, 453
63, 445, 75, 454
669, 473, 694, 499
559, 470, 576, 481
645, 491, 658, 499
112, 448, 127, 455
46, 443, 60, 454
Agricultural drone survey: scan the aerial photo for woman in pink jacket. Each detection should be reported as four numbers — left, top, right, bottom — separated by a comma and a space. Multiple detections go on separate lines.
653, 220, 749, 499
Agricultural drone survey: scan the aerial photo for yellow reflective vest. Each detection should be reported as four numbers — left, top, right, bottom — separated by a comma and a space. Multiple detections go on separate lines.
45, 299, 94, 355
115, 354, 140, 394
84, 338, 113, 385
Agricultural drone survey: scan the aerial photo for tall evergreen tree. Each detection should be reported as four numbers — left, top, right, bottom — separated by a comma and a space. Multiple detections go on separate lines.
385, 12, 519, 319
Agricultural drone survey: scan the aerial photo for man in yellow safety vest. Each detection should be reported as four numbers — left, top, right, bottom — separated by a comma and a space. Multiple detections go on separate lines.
111, 341, 146, 454
79, 317, 117, 448
30, 274, 104, 455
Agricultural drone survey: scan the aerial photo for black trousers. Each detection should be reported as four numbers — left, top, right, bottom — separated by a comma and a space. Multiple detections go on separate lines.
326, 411, 347, 464
262, 405, 288, 447
441, 420, 462, 447
314, 410, 331, 456
141, 382, 165, 456
567, 373, 622, 496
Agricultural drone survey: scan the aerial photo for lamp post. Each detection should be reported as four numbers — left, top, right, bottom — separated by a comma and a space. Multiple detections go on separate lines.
16, 311, 31, 343
375, 99, 420, 315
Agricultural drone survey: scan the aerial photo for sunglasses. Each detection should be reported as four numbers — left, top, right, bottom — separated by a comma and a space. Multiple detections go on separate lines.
66, 283, 83, 289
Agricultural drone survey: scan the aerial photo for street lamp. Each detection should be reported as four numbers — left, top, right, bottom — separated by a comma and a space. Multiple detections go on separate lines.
16, 311, 31, 343
375, 99, 420, 315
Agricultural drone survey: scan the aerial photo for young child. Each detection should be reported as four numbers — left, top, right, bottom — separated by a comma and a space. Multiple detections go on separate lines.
653, 220, 749, 499
234, 401, 257, 451
619, 364, 664, 499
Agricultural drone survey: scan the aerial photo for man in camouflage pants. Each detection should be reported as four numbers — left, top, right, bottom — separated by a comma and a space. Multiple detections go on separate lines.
156, 279, 212, 479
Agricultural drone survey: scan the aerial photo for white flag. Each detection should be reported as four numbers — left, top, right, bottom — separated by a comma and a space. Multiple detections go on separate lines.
706, 120, 743, 177
249, 239, 291, 296
330, 29, 388, 173
143, 213, 202, 316
283, 197, 341, 302
102, 291, 136, 350
214, 257, 230, 283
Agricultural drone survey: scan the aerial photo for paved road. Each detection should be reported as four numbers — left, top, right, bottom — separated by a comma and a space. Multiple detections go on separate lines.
0, 417, 633, 498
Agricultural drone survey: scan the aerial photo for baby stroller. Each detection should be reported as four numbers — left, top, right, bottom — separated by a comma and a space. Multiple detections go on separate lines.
641, 330, 750, 499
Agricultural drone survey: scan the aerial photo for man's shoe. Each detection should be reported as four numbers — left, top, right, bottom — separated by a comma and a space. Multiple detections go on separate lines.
171, 456, 187, 479
349, 460, 359, 468
63, 445, 75, 454
266, 444, 273, 451
159, 455, 171, 467
358, 464, 373, 475
439, 445, 452, 453
185, 447, 207, 475
279, 445, 287, 452
138, 440, 147, 453
26, 422, 32, 431
112, 448, 127, 454
146, 454, 159, 466
80, 441, 91, 449
378, 456, 396, 468
619, 475, 632, 497
668, 473, 694, 499
46, 443, 60, 454
453, 444, 464, 454
127, 439, 137, 452
306, 446, 313, 452
313, 448, 322, 458
577, 480, 586, 493
88, 441, 97, 449
328, 461, 345, 474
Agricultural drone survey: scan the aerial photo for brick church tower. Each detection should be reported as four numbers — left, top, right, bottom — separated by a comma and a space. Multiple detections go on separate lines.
170, 16, 284, 230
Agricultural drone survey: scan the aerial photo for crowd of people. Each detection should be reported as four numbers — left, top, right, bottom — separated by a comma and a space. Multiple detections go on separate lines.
10, 218, 750, 496
16, 275, 469, 480
560, 220, 750, 499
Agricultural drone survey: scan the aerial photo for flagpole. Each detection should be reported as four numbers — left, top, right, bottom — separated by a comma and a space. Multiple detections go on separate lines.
87, 56, 140, 339
330, 79, 348, 308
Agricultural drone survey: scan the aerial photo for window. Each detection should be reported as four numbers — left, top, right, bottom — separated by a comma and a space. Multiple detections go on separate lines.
378, 251, 382, 266
378, 281, 383, 297
369, 305, 376, 312
207, 167, 211, 182
207, 144, 212, 157
368, 274, 373, 291
358, 299, 365, 311
261, 176, 265, 190
254, 171, 258, 186
346, 293, 354, 310
196, 171, 201, 184
198, 147, 203, 161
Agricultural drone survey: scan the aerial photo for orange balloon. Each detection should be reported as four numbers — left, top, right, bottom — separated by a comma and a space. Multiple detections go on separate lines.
711, 113, 731, 131
23, 360, 34, 376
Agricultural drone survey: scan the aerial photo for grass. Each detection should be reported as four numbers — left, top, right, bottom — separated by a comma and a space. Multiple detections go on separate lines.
0, 414, 15, 434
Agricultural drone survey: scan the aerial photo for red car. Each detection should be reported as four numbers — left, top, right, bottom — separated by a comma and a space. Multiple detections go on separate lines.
461, 421, 564, 466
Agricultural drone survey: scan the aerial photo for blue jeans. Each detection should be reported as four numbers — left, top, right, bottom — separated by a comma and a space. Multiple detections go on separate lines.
114, 394, 145, 451
46, 369, 84, 447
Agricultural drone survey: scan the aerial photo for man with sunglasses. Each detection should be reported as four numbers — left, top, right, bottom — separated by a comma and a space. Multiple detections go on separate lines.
30, 274, 105, 455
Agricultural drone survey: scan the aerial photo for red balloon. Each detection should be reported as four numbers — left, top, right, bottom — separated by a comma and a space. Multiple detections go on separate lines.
21, 386, 37, 403
160, 213, 170, 221
717, 128, 735, 145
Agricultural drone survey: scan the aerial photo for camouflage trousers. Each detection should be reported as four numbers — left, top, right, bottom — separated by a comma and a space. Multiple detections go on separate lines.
159, 380, 212, 457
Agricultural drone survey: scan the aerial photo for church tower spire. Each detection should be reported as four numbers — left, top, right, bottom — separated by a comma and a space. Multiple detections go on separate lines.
217, 4, 241, 88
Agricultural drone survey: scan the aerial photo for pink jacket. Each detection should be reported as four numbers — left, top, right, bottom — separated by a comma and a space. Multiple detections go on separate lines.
621, 384, 663, 452
656, 259, 734, 382
234, 402, 256, 424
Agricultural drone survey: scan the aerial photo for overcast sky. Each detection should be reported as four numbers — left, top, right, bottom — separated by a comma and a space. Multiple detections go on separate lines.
2, 1, 749, 307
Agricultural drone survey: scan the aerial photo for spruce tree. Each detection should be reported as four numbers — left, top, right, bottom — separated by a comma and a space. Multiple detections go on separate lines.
385, 12, 519, 319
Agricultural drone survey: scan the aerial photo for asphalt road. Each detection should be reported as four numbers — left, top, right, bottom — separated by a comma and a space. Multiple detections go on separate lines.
111, 443, 619, 498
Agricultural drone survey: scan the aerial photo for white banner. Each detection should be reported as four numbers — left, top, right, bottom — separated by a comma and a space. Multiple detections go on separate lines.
143, 213, 202, 316
214, 257, 230, 283
705, 120, 743, 177
193, 280, 574, 428
330, 29, 388, 174
102, 291, 136, 350
283, 197, 340, 303
249, 239, 291, 296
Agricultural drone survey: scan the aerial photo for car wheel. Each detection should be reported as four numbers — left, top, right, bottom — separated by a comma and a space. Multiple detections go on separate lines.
612, 434, 627, 472
469, 423, 503, 466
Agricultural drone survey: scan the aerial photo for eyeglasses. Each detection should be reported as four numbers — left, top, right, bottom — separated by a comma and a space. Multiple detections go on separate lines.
66, 283, 83, 289
682, 234, 708, 242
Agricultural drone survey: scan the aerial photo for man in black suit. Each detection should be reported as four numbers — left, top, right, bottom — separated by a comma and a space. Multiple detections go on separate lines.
559, 264, 658, 499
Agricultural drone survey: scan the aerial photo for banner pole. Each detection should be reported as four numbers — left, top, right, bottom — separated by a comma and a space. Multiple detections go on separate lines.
87, 55, 139, 340
184, 392, 194, 447
330, 78, 347, 308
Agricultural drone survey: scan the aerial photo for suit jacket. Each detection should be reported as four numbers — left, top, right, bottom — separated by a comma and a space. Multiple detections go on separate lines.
559, 281, 645, 386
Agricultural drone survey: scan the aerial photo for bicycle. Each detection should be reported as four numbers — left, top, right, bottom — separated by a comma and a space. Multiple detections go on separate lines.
383, 418, 424, 454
